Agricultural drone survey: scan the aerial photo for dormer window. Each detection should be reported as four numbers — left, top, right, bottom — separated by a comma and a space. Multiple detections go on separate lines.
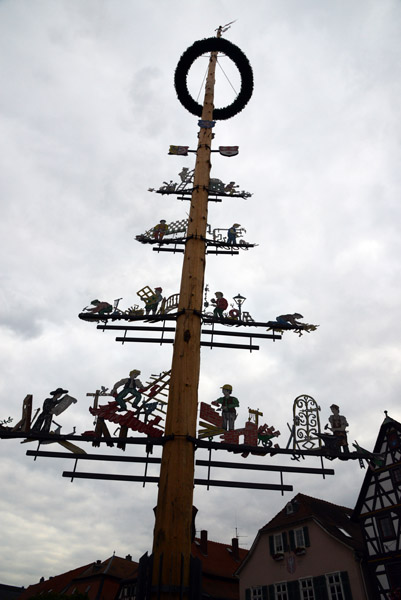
285, 502, 294, 515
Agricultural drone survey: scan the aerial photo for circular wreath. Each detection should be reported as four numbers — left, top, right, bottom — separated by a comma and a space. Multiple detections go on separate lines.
174, 37, 254, 120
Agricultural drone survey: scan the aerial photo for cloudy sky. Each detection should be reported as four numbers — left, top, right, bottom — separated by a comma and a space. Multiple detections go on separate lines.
1, 0, 401, 587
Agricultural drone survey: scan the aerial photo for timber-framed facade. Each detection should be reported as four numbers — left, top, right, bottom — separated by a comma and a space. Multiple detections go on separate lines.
352, 416, 401, 598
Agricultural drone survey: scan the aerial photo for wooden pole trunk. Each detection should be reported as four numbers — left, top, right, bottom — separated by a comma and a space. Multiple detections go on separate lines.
151, 45, 218, 599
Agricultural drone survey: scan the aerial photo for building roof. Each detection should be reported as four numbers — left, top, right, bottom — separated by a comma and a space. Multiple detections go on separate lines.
16, 540, 246, 600
0, 583, 24, 600
18, 564, 90, 599
17, 556, 138, 600
193, 536, 248, 600
192, 536, 248, 579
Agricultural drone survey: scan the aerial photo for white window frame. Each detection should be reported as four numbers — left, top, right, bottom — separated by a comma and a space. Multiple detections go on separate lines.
299, 578, 314, 600
250, 586, 264, 600
275, 582, 288, 600
326, 572, 344, 600
274, 532, 284, 553
294, 527, 306, 548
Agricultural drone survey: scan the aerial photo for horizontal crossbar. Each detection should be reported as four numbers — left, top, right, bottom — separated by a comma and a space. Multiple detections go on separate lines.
200, 341, 259, 350
98, 325, 176, 332
62, 471, 293, 491
116, 337, 175, 344
26, 451, 333, 476
27, 451, 161, 464
201, 329, 280, 339
196, 459, 334, 475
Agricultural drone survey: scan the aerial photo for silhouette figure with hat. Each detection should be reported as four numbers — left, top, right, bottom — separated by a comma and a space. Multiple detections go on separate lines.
32, 388, 69, 433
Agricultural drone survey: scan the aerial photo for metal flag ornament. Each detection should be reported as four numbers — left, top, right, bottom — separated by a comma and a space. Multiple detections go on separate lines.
219, 146, 239, 157
169, 145, 189, 155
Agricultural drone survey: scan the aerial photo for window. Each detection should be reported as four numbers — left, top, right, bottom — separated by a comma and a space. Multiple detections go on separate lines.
274, 533, 284, 553
246, 587, 267, 600
299, 578, 314, 600
295, 528, 305, 548
387, 430, 400, 450
326, 573, 344, 600
275, 582, 288, 600
391, 466, 401, 487
378, 515, 396, 541
250, 587, 264, 600
286, 502, 294, 515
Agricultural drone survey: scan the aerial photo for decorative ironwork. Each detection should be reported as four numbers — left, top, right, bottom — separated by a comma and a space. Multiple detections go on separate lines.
84, 370, 171, 447
291, 395, 322, 451
266, 314, 319, 337
212, 384, 239, 431
198, 401, 280, 457
149, 169, 252, 200
316, 404, 350, 454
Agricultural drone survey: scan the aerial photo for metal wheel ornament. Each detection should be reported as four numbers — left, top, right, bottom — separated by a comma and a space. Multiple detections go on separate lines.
174, 37, 254, 120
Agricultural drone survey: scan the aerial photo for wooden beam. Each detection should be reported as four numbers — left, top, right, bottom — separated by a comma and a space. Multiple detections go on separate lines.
151, 41, 218, 600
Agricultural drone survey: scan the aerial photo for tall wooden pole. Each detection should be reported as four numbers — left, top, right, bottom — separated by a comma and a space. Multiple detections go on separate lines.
151, 32, 220, 600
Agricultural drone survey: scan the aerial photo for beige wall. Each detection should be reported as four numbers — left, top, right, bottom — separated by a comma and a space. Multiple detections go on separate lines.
239, 520, 368, 600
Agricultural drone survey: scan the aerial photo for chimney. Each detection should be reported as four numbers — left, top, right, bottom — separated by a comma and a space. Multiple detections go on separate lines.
126, 554, 132, 561
231, 537, 239, 560
200, 530, 208, 555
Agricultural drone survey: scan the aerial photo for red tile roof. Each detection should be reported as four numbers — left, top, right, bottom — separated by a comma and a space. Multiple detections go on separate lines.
191, 537, 248, 600
17, 556, 138, 600
17, 564, 91, 599
17, 542, 246, 600
192, 537, 248, 578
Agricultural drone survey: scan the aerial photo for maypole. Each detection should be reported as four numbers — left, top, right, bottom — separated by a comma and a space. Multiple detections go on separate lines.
151, 27, 221, 600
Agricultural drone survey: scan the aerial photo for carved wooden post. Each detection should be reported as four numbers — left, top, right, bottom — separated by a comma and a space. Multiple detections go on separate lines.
151, 41, 219, 600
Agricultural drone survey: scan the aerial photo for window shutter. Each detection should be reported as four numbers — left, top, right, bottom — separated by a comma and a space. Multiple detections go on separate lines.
269, 535, 274, 555
268, 584, 275, 600
283, 532, 289, 552
245, 588, 251, 600
289, 530, 295, 551
303, 526, 310, 547
340, 571, 353, 600
313, 575, 329, 600
262, 585, 268, 600
287, 580, 300, 600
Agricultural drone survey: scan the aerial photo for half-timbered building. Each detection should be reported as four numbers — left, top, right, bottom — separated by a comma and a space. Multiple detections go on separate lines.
352, 415, 401, 599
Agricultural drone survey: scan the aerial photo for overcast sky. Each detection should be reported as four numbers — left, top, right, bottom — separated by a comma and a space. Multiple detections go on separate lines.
1, 0, 401, 587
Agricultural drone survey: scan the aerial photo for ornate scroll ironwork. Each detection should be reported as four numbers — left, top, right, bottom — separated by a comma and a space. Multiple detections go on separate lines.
292, 395, 321, 450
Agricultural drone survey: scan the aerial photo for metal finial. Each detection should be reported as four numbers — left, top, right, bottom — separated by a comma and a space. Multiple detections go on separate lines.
215, 20, 237, 37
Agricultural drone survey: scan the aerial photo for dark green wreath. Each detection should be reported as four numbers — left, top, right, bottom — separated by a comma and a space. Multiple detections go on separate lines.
174, 37, 254, 120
